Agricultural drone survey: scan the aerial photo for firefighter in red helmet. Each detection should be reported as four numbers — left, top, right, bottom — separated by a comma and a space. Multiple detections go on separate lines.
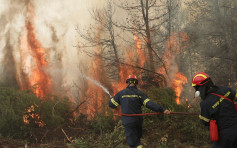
192, 72, 237, 148
109, 74, 170, 148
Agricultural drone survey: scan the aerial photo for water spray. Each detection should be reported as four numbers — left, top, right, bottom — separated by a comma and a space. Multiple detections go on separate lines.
80, 74, 112, 98
80, 73, 199, 116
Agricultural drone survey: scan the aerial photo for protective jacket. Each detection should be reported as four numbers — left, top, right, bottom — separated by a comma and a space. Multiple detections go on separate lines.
199, 86, 237, 147
109, 86, 165, 125
199, 86, 237, 130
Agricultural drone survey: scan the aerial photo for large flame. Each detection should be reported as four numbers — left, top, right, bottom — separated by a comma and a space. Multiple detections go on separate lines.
83, 51, 105, 118
82, 29, 148, 117
82, 29, 189, 116
81, 21, 108, 118
157, 32, 189, 104
112, 32, 146, 94
112, 50, 135, 93
25, 20, 51, 97
17, 3, 51, 98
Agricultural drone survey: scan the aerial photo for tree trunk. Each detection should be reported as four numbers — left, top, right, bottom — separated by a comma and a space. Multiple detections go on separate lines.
140, 0, 155, 74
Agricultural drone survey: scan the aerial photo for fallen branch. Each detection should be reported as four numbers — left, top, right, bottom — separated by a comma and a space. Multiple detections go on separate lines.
61, 128, 72, 143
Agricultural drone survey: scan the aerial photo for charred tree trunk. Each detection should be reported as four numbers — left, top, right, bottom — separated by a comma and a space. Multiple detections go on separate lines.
140, 0, 155, 74
108, 14, 120, 73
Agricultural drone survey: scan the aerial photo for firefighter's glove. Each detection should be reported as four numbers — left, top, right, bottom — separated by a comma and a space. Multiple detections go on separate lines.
163, 109, 171, 114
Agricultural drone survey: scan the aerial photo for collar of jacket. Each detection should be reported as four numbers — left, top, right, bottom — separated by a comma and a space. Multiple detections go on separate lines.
127, 85, 137, 89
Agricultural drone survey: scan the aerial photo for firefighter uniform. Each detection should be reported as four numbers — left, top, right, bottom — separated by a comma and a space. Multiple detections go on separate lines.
199, 86, 237, 148
109, 86, 166, 148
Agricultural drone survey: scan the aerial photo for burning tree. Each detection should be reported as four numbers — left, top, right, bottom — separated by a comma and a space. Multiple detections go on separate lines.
115, 0, 180, 79
77, 1, 121, 81
77, 0, 174, 88
76, 0, 191, 116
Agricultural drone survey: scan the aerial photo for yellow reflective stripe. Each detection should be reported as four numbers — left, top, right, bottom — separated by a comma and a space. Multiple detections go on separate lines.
122, 95, 141, 98
212, 98, 224, 108
192, 74, 207, 81
111, 98, 119, 107
212, 91, 230, 108
137, 145, 143, 148
128, 75, 137, 79
143, 98, 150, 106
199, 115, 210, 122
235, 92, 237, 100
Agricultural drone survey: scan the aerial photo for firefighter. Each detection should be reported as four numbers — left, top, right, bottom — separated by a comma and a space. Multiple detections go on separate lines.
192, 72, 237, 148
108, 74, 170, 148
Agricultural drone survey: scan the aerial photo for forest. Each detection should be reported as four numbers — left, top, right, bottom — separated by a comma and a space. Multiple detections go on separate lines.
0, 0, 236, 147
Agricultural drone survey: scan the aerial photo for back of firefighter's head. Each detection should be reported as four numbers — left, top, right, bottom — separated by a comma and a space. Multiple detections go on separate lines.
192, 72, 213, 98
126, 74, 138, 86
192, 72, 211, 89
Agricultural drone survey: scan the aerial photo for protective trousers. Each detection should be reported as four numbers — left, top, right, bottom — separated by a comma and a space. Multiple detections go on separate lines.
124, 122, 143, 148
213, 126, 237, 148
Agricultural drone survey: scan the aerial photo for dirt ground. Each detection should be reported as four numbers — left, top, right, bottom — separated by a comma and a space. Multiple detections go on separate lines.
0, 138, 69, 148
0, 138, 25, 148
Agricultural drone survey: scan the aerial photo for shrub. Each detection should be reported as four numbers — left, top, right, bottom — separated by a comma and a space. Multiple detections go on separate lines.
0, 87, 40, 138
71, 137, 89, 148
90, 98, 117, 134
143, 86, 185, 112
140, 87, 210, 147
0, 87, 73, 141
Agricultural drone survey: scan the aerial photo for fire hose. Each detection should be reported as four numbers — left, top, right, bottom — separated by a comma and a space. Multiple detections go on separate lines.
115, 111, 199, 116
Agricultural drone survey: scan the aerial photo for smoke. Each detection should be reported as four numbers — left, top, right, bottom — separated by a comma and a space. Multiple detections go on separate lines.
0, 0, 26, 86
0, 0, 106, 101
0, 0, 191, 106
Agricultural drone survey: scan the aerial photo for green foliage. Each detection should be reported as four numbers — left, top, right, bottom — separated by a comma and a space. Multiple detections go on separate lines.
38, 96, 73, 129
85, 87, 210, 147
97, 120, 127, 148
91, 120, 127, 148
0, 87, 40, 138
143, 86, 185, 112
140, 87, 210, 147
0, 87, 73, 140
0, 86, 211, 147
70, 137, 89, 148
90, 100, 116, 134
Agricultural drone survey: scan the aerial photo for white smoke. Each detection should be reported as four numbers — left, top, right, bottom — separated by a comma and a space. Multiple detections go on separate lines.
0, 0, 107, 102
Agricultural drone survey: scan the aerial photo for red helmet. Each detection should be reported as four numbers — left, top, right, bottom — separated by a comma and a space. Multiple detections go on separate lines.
126, 74, 138, 84
192, 72, 210, 86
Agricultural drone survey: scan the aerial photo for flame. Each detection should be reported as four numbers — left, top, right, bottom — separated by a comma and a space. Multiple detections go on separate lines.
81, 21, 107, 118
171, 72, 187, 104
25, 21, 51, 97
23, 105, 45, 127
157, 32, 189, 104
167, 32, 189, 52
82, 30, 188, 116
112, 32, 146, 94
84, 52, 104, 118
112, 50, 135, 93
133, 32, 146, 67
82, 28, 148, 117
17, 3, 51, 98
